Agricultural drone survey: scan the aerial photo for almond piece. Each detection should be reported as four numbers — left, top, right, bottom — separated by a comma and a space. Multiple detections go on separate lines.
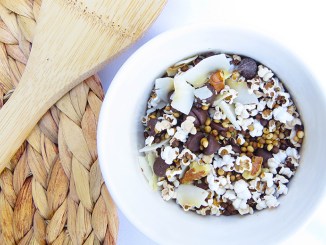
209, 70, 225, 92
181, 162, 210, 184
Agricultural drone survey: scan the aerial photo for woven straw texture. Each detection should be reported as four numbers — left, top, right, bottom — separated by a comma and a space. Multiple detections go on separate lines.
0, 1, 118, 244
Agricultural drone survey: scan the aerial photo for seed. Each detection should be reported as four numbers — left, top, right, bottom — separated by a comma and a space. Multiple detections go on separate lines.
165, 105, 171, 111
240, 153, 246, 157
226, 132, 232, 138
202, 105, 209, 110
230, 175, 236, 182
201, 138, 209, 148
279, 133, 285, 139
236, 174, 241, 180
297, 131, 304, 139
248, 125, 255, 131
205, 118, 211, 126
252, 142, 258, 148
293, 136, 299, 142
259, 138, 265, 144
217, 168, 225, 176
219, 135, 225, 140
263, 128, 269, 134
259, 144, 264, 148
247, 152, 253, 157
265, 139, 273, 144
267, 144, 273, 151
149, 114, 156, 119
173, 112, 180, 118
244, 142, 249, 147
229, 127, 235, 132
204, 126, 212, 133
241, 147, 247, 152
164, 133, 169, 139
272, 134, 278, 140
266, 133, 273, 140
212, 129, 218, 136
222, 122, 229, 128
273, 140, 279, 146
214, 119, 220, 123
247, 145, 254, 153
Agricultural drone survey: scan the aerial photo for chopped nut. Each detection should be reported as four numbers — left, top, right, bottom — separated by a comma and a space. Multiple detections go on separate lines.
181, 162, 210, 184
209, 70, 225, 92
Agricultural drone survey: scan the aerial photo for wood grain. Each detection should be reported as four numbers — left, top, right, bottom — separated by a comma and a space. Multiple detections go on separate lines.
0, 0, 166, 173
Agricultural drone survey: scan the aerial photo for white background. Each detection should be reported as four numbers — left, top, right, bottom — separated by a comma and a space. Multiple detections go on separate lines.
99, 0, 326, 244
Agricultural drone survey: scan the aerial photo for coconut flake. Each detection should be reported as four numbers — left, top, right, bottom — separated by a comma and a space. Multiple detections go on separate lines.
181, 54, 232, 88
226, 79, 258, 104
217, 101, 241, 130
139, 156, 158, 190
171, 75, 195, 114
194, 86, 213, 100
174, 55, 198, 66
139, 138, 170, 153
155, 77, 174, 102
176, 184, 209, 209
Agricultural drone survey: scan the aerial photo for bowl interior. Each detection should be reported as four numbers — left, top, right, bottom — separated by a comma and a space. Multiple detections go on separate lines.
98, 25, 326, 245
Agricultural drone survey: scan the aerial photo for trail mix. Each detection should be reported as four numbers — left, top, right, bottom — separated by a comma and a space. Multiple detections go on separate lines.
139, 53, 304, 216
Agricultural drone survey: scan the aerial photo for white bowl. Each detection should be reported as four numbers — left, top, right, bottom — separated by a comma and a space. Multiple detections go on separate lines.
98, 24, 326, 245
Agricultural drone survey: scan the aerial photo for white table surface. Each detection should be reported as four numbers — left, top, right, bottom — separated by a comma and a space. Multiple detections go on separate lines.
99, 0, 326, 244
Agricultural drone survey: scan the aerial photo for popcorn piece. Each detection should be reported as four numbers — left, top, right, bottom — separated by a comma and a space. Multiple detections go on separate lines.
161, 146, 179, 165
258, 65, 274, 82
261, 172, 274, 188
235, 155, 252, 173
249, 119, 264, 137
273, 107, 294, 124
279, 167, 294, 178
264, 195, 280, 208
237, 134, 246, 145
234, 179, 251, 200
181, 116, 197, 134
276, 182, 288, 197
218, 145, 235, 156
178, 149, 197, 166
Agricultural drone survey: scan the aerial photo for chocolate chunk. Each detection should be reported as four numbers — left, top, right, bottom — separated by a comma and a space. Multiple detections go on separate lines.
185, 132, 205, 152
153, 157, 170, 177
195, 84, 216, 105
210, 121, 227, 132
237, 58, 258, 80
203, 135, 221, 155
260, 118, 268, 127
254, 148, 273, 167
188, 107, 208, 127
232, 145, 242, 154
195, 181, 209, 190
147, 118, 157, 136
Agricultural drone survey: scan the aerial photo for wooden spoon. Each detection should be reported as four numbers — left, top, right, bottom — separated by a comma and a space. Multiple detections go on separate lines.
0, 0, 166, 173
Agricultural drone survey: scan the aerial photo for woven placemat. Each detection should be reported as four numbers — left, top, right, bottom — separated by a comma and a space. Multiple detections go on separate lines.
0, 1, 118, 244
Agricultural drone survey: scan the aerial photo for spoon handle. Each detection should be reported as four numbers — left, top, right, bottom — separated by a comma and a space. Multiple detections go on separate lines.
0, 0, 167, 173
